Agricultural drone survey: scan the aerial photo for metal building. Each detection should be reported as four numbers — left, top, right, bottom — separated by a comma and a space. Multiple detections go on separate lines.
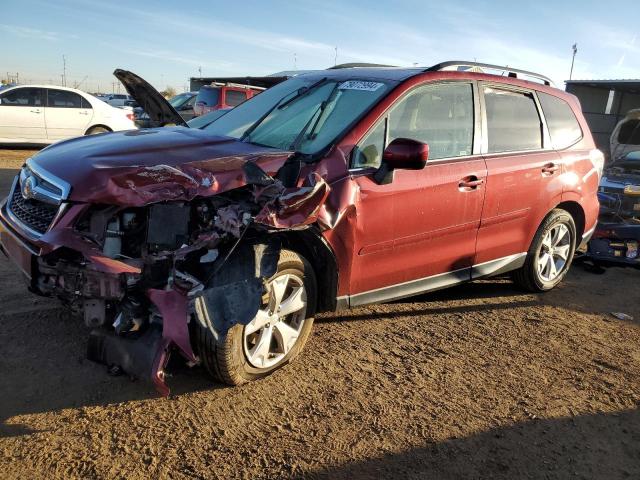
565, 79, 640, 157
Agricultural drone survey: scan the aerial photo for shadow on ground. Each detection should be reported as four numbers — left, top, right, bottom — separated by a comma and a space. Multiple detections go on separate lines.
300, 407, 640, 479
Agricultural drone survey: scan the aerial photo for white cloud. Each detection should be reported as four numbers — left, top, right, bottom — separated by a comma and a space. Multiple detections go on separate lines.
0, 24, 61, 42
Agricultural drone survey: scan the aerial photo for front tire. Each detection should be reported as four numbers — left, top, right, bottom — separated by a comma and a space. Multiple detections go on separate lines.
195, 249, 317, 385
512, 209, 577, 292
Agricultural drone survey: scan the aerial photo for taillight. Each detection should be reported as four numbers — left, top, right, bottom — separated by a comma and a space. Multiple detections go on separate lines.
126, 112, 135, 122
589, 149, 605, 180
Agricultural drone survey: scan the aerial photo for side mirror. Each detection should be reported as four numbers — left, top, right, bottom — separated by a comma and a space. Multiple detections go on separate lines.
374, 138, 428, 184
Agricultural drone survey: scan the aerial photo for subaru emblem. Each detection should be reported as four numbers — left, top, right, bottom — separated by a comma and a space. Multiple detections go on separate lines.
21, 175, 36, 201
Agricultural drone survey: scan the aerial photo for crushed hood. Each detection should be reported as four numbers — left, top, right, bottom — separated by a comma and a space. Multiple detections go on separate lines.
31, 127, 294, 206
113, 69, 187, 127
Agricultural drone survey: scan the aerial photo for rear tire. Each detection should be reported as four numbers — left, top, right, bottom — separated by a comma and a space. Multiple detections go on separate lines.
195, 249, 317, 385
512, 209, 576, 292
86, 126, 110, 135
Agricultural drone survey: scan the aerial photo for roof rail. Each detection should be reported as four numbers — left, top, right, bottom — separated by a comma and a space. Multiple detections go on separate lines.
329, 62, 395, 69
426, 61, 553, 86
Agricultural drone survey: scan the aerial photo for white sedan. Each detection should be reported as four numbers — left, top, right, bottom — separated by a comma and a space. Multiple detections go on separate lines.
0, 85, 136, 144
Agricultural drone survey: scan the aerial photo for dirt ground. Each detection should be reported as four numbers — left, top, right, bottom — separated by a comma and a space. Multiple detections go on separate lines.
1, 148, 639, 479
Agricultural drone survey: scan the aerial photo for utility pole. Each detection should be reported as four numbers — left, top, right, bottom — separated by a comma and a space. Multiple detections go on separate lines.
334, 46, 338, 66
62, 55, 67, 86
294, 52, 297, 70
569, 43, 578, 80
198, 66, 202, 77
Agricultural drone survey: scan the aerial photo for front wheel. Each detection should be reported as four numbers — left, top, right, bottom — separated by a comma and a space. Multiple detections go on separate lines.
194, 249, 317, 385
512, 209, 577, 292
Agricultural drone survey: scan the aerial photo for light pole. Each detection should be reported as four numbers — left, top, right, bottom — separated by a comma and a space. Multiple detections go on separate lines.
569, 43, 578, 80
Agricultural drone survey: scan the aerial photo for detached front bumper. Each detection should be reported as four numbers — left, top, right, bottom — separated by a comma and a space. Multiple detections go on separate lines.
586, 222, 640, 267
0, 197, 194, 396
0, 200, 38, 282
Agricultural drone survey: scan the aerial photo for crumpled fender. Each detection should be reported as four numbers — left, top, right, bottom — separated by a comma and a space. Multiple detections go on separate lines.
255, 172, 330, 229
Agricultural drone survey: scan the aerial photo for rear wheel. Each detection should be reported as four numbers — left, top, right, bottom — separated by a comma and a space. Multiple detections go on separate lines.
512, 209, 576, 292
86, 126, 110, 135
195, 249, 317, 385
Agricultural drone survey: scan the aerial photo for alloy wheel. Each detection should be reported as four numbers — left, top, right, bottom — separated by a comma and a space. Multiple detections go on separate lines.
243, 273, 307, 369
537, 223, 572, 282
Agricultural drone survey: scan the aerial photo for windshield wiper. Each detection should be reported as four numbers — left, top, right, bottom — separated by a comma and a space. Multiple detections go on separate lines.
276, 77, 328, 110
288, 82, 340, 152
240, 77, 328, 143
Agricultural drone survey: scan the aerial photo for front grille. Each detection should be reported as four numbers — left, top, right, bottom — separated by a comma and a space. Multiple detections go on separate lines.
9, 183, 59, 234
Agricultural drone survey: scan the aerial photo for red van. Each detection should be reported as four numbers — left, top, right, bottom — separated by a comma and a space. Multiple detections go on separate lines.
0, 63, 602, 394
193, 83, 263, 116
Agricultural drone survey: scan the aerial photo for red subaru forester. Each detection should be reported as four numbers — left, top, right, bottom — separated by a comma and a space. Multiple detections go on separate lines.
0, 63, 602, 394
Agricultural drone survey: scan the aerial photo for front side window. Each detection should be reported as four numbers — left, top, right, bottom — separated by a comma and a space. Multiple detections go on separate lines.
0, 88, 43, 106
538, 92, 582, 149
226, 90, 247, 107
484, 87, 542, 153
47, 89, 83, 108
352, 82, 474, 168
205, 77, 392, 155
352, 120, 386, 168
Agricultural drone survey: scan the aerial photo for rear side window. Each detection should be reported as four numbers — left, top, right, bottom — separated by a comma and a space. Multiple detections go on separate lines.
618, 119, 640, 145
538, 92, 582, 149
81, 97, 93, 109
484, 87, 542, 153
197, 87, 220, 106
226, 90, 247, 107
47, 89, 82, 108
0, 88, 43, 106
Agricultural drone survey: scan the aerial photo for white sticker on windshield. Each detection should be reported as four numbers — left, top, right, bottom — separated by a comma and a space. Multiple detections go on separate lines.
339, 80, 384, 91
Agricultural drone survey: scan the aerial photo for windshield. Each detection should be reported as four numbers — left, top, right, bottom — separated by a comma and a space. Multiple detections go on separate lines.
204, 76, 391, 155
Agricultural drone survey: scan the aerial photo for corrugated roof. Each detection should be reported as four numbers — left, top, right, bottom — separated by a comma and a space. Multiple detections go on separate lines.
565, 79, 640, 94
566, 79, 640, 83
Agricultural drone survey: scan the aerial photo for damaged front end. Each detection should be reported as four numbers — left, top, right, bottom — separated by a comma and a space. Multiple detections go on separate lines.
3, 153, 329, 396
586, 152, 640, 267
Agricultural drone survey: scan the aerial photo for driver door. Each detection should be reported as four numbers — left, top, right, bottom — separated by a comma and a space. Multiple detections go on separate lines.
347, 81, 487, 305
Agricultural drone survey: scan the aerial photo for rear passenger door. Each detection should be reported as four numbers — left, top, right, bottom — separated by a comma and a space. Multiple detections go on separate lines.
45, 89, 93, 140
474, 84, 562, 271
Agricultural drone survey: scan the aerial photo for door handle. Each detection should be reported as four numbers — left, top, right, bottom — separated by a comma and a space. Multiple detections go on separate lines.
542, 163, 560, 175
79, 111, 89, 115
459, 176, 484, 190
30, 109, 41, 114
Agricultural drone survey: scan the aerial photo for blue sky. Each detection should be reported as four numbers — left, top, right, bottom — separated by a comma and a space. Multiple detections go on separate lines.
1, 0, 638, 93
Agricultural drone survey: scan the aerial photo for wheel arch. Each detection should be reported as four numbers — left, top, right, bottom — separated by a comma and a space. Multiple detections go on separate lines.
555, 200, 585, 237
85, 124, 113, 135
274, 227, 339, 314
